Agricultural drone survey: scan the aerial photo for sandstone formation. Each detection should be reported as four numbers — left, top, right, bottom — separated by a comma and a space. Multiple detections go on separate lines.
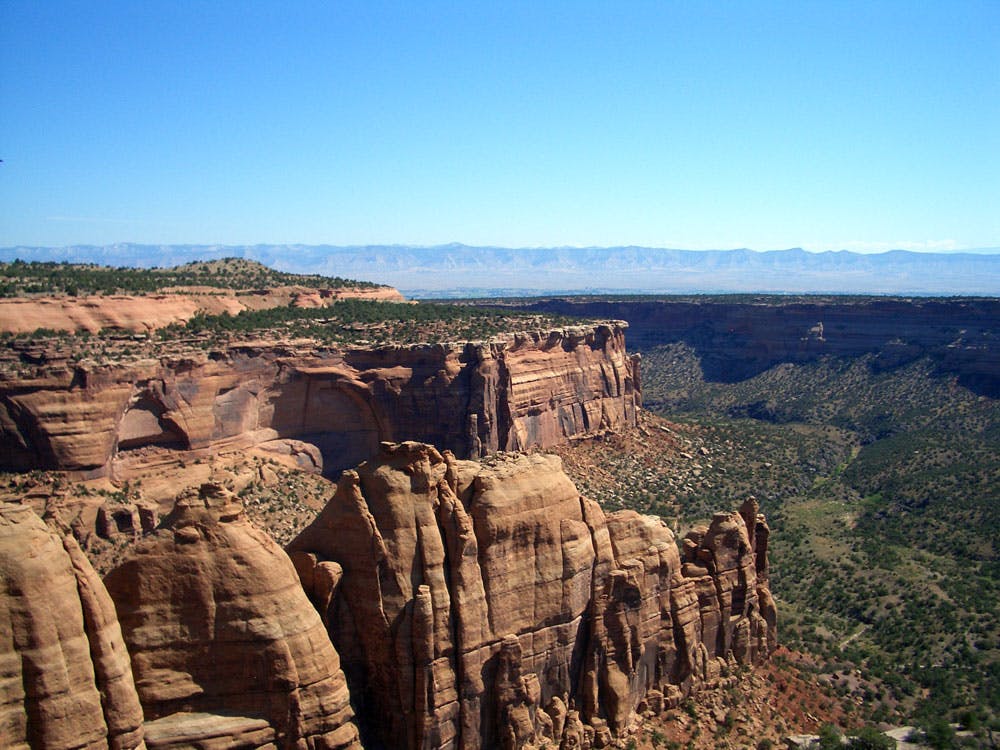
0, 501, 145, 750
288, 442, 776, 750
103, 483, 362, 750
0, 285, 406, 335
1, 323, 639, 477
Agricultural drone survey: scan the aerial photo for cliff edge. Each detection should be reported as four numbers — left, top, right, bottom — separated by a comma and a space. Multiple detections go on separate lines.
1, 323, 640, 477
289, 441, 776, 750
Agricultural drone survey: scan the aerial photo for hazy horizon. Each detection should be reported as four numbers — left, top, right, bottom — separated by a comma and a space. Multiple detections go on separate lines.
4, 243, 998, 297
4, 241, 1000, 256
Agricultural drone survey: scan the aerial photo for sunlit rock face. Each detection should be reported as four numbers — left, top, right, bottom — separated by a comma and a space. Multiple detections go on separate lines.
103, 484, 362, 750
288, 442, 775, 750
0, 285, 406, 336
0, 501, 146, 750
1, 323, 639, 476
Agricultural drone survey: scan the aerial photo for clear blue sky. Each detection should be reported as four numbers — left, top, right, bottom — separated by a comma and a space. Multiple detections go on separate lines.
1, 1, 997, 252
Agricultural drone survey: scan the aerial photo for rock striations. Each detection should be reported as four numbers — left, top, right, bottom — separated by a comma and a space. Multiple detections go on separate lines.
0, 500, 145, 750
288, 442, 776, 750
0, 285, 406, 336
1, 323, 639, 477
102, 483, 362, 750
521, 297, 1000, 396
0, 442, 775, 749
1, 485, 363, 750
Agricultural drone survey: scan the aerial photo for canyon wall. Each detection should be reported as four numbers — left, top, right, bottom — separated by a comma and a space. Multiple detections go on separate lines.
288, 442, 776, 750
0, 285, 406, 335
0, 323, 640, 475
519, 298, 1000, 396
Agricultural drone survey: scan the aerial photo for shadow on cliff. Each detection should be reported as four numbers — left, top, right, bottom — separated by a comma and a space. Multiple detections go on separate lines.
520, 298, 1000, 398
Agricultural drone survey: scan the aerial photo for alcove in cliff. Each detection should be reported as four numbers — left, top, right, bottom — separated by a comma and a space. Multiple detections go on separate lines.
303, 386, 380, 475
268, 376, 382, 477
117, 393, 188, 451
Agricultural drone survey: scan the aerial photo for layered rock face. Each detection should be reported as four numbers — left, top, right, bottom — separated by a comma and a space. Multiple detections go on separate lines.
0, 501, 145, 750
0, 285, 406, 335
288, 442, 775, 749
1, 323, 639, 476
103, 483, 361, 750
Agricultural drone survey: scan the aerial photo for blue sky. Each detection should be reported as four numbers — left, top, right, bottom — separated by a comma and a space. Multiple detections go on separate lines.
1, 1, 997, 252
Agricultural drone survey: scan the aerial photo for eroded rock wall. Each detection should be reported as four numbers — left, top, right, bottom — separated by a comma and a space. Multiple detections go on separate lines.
0, 442, 775, 750
1, 323, 639, 476
288, 442, 775, 750
519, 297, 1000, 395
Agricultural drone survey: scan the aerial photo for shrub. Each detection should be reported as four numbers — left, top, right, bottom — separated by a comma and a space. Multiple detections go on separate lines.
847, 725, 896, 749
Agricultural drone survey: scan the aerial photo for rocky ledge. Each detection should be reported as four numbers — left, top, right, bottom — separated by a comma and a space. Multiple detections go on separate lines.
0, 284, 406, 335
1, 323, 640, 478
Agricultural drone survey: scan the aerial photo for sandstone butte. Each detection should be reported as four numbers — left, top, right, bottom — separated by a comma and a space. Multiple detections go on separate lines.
0, 500, 145, 750
0, 323, 641, 480
0, 442, 775, 750
288, 442, 777, 750
0, 285, 406, 336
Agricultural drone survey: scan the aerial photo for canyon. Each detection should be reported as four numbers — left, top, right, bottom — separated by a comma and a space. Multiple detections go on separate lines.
14, 267, 945, 748
0, 323, 639, 478
1, 441, 775, 750
516, 296, 1000, 395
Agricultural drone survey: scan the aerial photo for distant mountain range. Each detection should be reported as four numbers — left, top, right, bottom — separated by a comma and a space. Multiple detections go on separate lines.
2, 243, 999, 297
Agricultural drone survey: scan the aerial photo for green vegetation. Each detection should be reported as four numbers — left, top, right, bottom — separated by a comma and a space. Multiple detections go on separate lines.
0, 299, 586, 369
0, 257, 380, 296
846, 725, 897, 749
168, 299, 580, 346
637, 343, 999, 726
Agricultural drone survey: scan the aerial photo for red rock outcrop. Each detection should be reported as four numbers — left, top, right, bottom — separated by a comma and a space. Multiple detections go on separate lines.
1, 323, 639, 478
0, 285, 406, 335
288, 442, 775, 750
103, 483, 362, 750
0, 501, 146, 750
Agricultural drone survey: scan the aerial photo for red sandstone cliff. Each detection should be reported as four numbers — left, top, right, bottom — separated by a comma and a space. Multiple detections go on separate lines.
0, 285, 406, 335
1, 323, 640, 477
0, 444, 775, 749
288, 442, 776, 750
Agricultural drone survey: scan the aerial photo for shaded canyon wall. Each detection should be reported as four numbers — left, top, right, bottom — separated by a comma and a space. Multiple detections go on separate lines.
518, 298, 1000, 395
